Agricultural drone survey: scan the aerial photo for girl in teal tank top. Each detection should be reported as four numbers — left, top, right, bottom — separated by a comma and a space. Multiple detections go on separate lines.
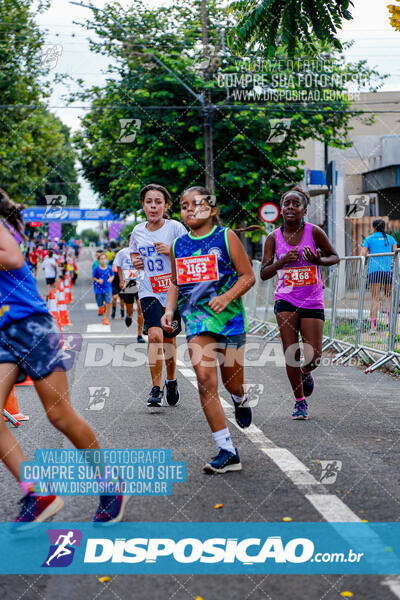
161, 186, 255, 474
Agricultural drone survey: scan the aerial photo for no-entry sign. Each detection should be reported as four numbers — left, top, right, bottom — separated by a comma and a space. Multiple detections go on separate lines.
259, 203, 280, 223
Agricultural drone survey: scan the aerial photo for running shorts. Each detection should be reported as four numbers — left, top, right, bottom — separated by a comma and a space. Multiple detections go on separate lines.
0, 313, 68, 383
119, 280, 139, 303
95, 292, 112, 306
368, 271, 393, 285
274, 299, 325, 321
186, 331, 246, 349
140, 296, 181, 338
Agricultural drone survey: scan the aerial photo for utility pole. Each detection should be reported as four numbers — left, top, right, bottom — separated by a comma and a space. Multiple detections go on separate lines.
200, 0, 215, 195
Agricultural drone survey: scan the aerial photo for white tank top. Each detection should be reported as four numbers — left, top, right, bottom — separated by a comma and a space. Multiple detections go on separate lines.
129, 219, 187, 306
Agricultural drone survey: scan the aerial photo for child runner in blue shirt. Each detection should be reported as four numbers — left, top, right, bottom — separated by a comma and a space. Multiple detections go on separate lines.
0, 188, 127, 526
92, 252, 114, 324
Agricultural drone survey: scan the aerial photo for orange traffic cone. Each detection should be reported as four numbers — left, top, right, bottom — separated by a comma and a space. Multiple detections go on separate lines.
57, 287, 72, 327
64, 273, 72, 304
4, 387, 29, 421
48, 288, 64, 336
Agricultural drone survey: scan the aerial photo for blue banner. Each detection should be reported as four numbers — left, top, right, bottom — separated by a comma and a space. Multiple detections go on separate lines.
1, 522, 400, 574
22, 207, 120, 222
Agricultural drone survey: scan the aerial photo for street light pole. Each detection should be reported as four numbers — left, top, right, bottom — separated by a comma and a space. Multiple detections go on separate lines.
200, 0, 215, 195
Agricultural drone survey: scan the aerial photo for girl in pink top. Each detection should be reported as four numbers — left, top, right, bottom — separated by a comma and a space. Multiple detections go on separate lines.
261, 187, 339, 420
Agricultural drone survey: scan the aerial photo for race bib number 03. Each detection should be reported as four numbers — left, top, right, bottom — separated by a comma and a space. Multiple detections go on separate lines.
150, 273, 172, 294
283, 266, 318, 287
176, 254, 219, 285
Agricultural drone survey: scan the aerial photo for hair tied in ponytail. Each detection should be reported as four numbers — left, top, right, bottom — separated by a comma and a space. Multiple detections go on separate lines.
373, 218, 389, 245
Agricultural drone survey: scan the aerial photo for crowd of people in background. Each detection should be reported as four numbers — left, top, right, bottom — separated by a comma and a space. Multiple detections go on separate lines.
23, 236, 81, 298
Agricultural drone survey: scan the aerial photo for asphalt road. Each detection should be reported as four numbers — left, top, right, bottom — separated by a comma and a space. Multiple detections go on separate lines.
1, 247, 400, 600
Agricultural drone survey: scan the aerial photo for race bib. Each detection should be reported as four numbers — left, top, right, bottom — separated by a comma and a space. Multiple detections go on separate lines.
283, 266, 318, 287
123, 268, 138, 281
150, 273, 172, 294
176, 254, 219, 285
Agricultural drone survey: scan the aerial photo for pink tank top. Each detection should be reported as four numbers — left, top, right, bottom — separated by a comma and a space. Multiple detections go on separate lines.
274, 222, 324, 309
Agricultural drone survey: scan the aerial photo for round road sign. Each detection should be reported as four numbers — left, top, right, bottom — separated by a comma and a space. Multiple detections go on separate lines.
259, 203, 280, 223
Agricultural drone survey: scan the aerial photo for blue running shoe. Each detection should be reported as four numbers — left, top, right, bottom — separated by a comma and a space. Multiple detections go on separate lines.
94, 494, 129, 524
203, 448, 242, 474
231, 395, 252, 429
14, 492, 64, 529
147, 385, 163, 407
292, 399, 309, 420
165, 379, 179, 406
301, 370, 314, 397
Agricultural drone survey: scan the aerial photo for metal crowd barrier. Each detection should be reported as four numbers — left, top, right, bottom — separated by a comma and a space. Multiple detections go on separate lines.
245, 252, 400, 374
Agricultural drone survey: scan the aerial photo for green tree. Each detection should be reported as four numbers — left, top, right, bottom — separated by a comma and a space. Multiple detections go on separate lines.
229, 0, 354, 56
73, 0, 381, 231
0, 0, 80, 205
80, 228, 99, 245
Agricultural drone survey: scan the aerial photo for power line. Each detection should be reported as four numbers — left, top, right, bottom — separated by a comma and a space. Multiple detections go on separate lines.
1, 104, 400, 114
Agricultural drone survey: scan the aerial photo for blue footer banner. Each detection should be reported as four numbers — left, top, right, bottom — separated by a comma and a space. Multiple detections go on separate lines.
1, 522, 400, 574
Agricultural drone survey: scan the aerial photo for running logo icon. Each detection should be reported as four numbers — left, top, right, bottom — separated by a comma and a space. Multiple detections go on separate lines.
42, 529, 82, 568
319, 460, 342, 484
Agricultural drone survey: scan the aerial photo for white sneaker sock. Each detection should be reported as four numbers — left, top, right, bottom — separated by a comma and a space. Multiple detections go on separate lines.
231, 393, 247, 406
212, 428, 235, 454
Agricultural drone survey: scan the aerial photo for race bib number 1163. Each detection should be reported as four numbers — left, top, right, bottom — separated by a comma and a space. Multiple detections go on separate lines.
176, 254, 219, 285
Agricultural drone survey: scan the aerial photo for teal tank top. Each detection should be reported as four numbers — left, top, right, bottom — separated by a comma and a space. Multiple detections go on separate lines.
173, 226, 247, 337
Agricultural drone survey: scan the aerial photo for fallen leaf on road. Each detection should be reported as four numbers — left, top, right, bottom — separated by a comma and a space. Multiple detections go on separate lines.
340, 592, 353, 598
214, 504, 223, 509
282, 517, 292, 522
98, 576, 111, 583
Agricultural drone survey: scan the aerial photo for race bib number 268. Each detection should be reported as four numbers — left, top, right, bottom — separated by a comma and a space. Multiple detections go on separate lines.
283, 266, 318, 287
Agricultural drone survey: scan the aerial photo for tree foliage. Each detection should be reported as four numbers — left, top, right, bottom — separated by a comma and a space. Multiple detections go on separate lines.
229, 0, 354, 56
0, 0, 80, 205
73, 0, 381, 230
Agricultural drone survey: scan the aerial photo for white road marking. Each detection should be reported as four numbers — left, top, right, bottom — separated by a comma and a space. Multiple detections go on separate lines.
182, 372, 366, 523
262, 448, 320, 487
383, 578, 400, 596
305, 494, 362, 523
85, 303, 99, 310
82, 334, 144, 339
200, 378, 400, 594
86, 324, 111, 333
179, 369, 196, 378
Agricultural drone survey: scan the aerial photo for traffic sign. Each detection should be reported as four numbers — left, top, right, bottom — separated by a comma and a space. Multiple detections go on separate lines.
259, 203, 280, 223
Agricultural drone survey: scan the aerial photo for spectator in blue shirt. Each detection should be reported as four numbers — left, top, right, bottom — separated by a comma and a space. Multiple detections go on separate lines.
361, 219, 397, 333
92, 252, 114, 324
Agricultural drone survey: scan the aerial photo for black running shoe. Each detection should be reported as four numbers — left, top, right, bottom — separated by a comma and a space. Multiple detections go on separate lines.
111, 306, 116, 319
137, 335, 145, 343
301, 370, 315, 397
231, 395, 252, 428
165, 379, 179, 406
147, 385, 163, 407
125, 316, 132, 327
